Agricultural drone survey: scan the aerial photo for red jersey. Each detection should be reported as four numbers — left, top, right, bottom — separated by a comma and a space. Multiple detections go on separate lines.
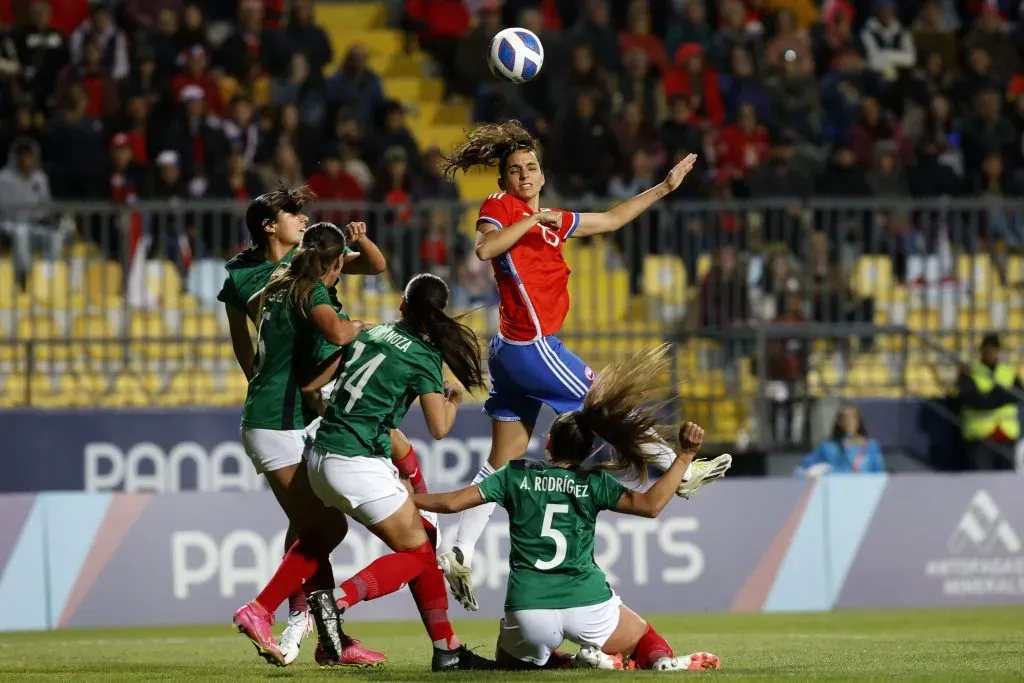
478, 192, 580, 342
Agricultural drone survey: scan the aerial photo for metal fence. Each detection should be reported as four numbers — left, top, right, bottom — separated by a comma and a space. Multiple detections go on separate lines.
2, 197, 1023, 447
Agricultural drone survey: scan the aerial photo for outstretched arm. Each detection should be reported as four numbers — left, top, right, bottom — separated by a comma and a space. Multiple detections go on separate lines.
414, 485, 485, 514
573, 153, 698, 238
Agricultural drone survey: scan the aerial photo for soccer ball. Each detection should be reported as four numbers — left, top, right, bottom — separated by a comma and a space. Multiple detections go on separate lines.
487, 27, 544, 83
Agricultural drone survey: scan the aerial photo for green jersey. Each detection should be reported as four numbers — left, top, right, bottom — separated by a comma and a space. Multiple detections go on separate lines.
242, 281, 336, 430
315, 322, 445, 457
217, 246, 296, 318
478, 460, 627, 611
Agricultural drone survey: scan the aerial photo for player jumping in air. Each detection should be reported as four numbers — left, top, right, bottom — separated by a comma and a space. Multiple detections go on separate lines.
414, 346, 722, 672
292, 272, 496, 671
438, 121, 732, 609
227, 219, 386, 666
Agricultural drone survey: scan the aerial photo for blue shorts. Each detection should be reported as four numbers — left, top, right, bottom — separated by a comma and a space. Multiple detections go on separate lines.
484, 336, 596, 428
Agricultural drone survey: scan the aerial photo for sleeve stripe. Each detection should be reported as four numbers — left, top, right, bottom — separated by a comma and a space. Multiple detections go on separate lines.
478, 216, 503, 230
564, 212, 580, 239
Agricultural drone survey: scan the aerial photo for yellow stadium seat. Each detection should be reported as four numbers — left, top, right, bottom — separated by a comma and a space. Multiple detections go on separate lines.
28, 262, 72, 306
957, 254, 994, 294
59, 374, 111, 407
644, 255, 688, 298
98, 373, 158, 408
129, 312, 168, 338
145, 260, 182, 307
851, 255, 893, 300
0, 259, 15, 307
0, 374, 29, 408
157, 371, 216, 407
696, 254, 712, 282
84, 261, 123, 299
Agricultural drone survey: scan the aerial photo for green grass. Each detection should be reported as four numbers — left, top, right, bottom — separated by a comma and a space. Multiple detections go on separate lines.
2, 608, 1023, 681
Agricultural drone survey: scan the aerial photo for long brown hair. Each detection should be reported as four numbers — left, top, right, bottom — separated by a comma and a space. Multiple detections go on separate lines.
441, 120, 539, 181
244, 183, 316, 248
260, 222, 347, 321
401, 274, 485, 391
548, 345, 678, 484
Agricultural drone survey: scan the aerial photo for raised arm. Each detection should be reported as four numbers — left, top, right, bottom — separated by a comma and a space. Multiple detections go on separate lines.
310, 304, 364, 347
613, 422, 703, 518
341, 221, 387, 275
414, 485, 486, 514
475, 211, 561, 261
573, 153, 698, 238
225, 304, 255, 379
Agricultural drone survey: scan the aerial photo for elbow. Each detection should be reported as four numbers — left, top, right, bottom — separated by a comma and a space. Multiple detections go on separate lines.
474, 245, 493, 262
427, 423, 450, 440
638, 504, 660, 519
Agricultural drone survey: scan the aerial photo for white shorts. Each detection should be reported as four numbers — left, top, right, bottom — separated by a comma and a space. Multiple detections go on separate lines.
306, 445, 408, 526
498, 594, 623, 665
240, 427, 305, 474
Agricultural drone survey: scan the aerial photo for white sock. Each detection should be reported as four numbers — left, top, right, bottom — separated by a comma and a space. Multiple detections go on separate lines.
453, 463, 497, 567
639, 429, 694, 481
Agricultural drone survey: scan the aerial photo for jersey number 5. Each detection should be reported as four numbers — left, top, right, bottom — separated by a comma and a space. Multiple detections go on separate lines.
534, 503, 569, 570
331, 340, 386, 413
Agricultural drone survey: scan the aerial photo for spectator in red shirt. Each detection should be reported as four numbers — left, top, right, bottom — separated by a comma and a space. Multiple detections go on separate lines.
619, 1, 669, 74
715, 102, 769, 184
55, 35, 120, 119
307, 145, 365, 225
401, 0, 469, 97
216, 0, 288, 81
663, 43, 725, 127
171, 45, 224, 116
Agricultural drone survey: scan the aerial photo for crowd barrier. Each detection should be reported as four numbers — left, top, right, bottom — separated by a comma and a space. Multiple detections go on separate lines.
1, 472, 1021, 631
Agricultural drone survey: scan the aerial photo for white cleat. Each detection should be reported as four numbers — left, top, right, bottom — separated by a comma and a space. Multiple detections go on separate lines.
438, 548, 479, 611
653, 652, 721, 671
278, 610, 313, 665
677, 454, 732, 499
574, 647, 627, 670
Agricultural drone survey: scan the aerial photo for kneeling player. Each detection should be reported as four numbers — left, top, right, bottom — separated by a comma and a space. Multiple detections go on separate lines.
414, 346, 724, 672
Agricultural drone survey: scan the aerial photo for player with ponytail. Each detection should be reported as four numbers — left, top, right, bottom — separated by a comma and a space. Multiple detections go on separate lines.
413, 346, 723, 671
287, 273, 495, 672
437, 121, 730, 611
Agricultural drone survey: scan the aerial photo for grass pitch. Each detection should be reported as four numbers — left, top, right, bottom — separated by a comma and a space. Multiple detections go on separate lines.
1, 607, 1022, 681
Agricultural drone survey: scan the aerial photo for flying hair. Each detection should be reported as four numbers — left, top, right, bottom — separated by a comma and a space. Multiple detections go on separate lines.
258, 222, 347, 323
548, 344, 679, 484
441, 120, 539, 181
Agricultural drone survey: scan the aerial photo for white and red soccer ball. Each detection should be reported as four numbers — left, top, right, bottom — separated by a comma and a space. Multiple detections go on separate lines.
488, 27, 545, 84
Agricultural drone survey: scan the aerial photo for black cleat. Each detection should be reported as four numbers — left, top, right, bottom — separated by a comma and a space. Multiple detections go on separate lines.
431, 645, 497, 672
307, 590, 345, 662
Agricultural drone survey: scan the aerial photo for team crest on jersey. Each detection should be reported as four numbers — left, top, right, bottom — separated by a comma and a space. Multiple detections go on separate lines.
585, 366, 595, 382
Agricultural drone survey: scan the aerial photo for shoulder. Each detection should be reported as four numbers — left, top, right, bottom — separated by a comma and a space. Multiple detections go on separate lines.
478, 192, 512, 226
225, 247, 265, 272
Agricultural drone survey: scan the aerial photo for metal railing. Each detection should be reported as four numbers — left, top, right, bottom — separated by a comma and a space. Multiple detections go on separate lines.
2, 197, 1023, 445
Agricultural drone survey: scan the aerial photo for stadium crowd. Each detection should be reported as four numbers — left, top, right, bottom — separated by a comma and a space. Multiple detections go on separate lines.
1, 0, 1023, 318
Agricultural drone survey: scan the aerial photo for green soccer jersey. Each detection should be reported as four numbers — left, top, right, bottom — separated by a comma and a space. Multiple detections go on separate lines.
242, 281, 336, 430
315, 322, 445, 457
478, 460, 628, 612
217, 246, 297, 319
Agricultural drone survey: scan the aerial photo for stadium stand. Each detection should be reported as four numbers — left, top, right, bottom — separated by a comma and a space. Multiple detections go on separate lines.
1, 0, 1024, 452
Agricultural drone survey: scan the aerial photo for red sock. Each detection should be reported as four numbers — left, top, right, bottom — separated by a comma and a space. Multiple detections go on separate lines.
283, 525, 308, 613
632, 624, 674, 670
408, 550, 458, 649
337, 541, 435, 609
394, 446, 428, 494
255, 538, 320, 613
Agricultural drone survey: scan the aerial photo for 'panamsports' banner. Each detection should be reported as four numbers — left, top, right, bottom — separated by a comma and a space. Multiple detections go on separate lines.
0, 474, 1021, 631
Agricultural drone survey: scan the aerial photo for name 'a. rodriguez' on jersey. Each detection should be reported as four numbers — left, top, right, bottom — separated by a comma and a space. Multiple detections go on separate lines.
478, 192, 580, 343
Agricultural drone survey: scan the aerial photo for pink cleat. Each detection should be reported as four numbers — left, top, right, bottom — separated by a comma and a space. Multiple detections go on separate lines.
684, 652, 722, 671
233, 601, 285, 666
314, 636, 387, 668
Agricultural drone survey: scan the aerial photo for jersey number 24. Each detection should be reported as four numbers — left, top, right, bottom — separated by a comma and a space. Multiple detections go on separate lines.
331, 340, 385, 413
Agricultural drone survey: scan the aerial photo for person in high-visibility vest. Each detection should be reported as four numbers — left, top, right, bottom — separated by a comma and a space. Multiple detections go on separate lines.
958, 334, 1021, 470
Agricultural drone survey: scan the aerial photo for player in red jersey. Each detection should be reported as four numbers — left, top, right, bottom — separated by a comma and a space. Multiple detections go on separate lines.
436, 121, 732, 610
